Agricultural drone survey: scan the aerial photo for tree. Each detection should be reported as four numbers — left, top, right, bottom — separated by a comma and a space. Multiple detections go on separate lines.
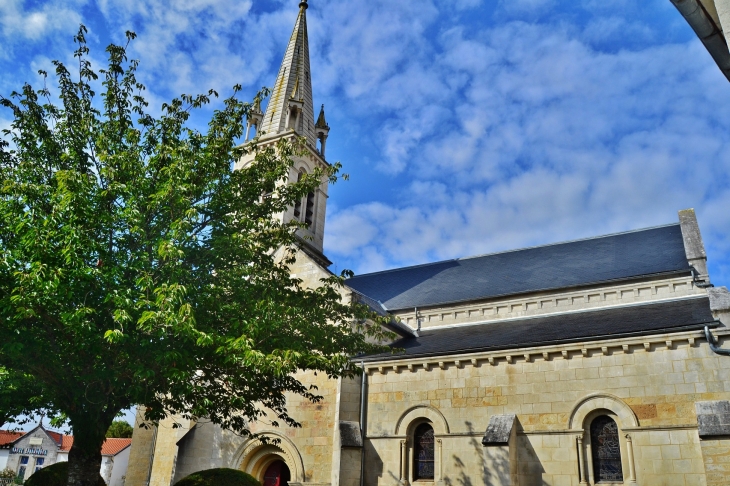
0, 367, 55, 429
105, 420, 133, 438
0, 27, 390, 486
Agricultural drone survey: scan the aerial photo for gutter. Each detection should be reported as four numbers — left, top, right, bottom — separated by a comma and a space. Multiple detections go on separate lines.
359, 360, 366, 486
670, 0, 730, 81
705, 326, 730, 355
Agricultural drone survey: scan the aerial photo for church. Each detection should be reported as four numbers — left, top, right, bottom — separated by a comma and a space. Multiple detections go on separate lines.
126, 1, 730, 485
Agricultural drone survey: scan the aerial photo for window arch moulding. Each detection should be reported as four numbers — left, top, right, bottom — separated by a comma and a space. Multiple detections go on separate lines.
570, 394, 638, 485
569, 393, 639, 430
394, 404, 450, 436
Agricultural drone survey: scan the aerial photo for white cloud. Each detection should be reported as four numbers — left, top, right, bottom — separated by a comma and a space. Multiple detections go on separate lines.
324, 20, 730, 282
0, 0, 84, 42
497, 0, 557, 17
3, 0, 730, 287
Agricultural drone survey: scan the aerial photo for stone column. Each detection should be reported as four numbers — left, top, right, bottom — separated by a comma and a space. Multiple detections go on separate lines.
586, 439, 595, 482
625, 434, 637, 484
436, 438, 442, 482
400, 440, 408, 486
320, 134, 328, 157
577, 436, 589, 485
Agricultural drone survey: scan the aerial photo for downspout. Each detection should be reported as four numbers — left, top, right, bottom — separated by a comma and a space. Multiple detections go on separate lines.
359, 360, 366, 486
705, 326, 730, 355
670, 0, 730, 82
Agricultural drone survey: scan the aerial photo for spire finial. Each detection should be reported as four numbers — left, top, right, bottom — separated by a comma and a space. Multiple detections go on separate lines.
316, 104, 329, 130
260, 0, 315, 142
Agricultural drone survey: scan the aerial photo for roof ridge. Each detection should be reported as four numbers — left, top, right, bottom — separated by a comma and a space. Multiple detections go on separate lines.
347, 222, 680, 279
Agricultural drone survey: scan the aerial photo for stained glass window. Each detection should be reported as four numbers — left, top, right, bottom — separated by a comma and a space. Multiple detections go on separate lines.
414, 423, 434, 480
591, 415, 623, 483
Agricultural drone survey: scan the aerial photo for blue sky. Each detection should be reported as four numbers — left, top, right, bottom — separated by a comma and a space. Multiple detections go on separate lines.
2, 0, 730, 286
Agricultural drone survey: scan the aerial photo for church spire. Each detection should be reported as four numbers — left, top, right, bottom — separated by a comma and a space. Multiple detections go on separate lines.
237, 0, 331, 255
260, 0, 317, 146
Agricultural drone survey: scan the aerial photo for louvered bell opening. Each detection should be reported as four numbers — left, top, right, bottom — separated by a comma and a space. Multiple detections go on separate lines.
305, 192, 315, 226
294, 172, 304, 219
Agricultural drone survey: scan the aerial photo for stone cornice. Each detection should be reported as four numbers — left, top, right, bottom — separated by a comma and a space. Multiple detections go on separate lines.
396, 274, 702, 331
363, 327, 729, 373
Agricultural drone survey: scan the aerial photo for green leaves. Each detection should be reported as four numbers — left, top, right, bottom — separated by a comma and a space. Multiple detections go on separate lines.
0, 26, 392, 471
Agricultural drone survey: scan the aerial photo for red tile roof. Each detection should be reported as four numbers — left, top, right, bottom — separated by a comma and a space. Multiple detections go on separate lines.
59, 435, 73, 452
101, 438, 132, 456
45, 430, 63, 445
0, 429, 129, 455
56, 437, 131, 456
0, 430, 25, 447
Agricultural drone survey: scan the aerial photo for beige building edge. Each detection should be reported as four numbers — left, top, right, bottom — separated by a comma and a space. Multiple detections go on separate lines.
127, 2, 730, 485
671, 0, 730, 80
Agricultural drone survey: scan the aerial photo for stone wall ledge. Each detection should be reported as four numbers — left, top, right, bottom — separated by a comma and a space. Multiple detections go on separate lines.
364, 328, 729, 373
365, 424, 698, 440
396, 275, 702, 330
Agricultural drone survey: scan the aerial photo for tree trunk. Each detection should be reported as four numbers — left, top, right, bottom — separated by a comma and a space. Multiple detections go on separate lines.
66, 411, 117, 486
67, 442, 103, 486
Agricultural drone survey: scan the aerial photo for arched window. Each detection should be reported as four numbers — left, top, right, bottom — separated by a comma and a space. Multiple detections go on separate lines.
590, 415, 623, 483
413, 423, 434, 480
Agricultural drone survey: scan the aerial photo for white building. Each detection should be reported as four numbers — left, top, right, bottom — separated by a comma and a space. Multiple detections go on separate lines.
0, 426, 131, 485
0, 430, 24, 471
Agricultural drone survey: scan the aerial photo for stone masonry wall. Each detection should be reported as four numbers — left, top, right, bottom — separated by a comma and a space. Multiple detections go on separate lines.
126, 406, 155, 485
698, 438, 730, 485
363, 333, 730, 486
248, 369, 338, 483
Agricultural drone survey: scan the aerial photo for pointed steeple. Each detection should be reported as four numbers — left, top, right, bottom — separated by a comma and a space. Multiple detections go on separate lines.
260, 0, 317, 146
315, 104, 330, 157
315, 104, 328, 129
244, 95, 264, 141
237, 0, 331, 255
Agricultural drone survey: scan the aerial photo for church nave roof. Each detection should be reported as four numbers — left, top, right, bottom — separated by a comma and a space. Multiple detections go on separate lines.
346, 223, 691, 311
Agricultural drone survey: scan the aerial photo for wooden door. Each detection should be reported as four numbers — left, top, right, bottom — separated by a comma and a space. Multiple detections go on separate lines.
263, 460, 290, 486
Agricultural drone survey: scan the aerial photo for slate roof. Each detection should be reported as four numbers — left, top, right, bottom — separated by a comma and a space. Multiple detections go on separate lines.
346, 224, 690, 311
362, 297, 716, 361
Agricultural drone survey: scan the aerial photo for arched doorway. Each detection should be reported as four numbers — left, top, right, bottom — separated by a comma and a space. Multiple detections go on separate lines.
263, 460, 290, 486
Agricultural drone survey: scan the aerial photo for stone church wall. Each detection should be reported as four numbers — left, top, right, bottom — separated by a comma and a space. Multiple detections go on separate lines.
363, 331, 730, 486
246, 369, 339, 483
